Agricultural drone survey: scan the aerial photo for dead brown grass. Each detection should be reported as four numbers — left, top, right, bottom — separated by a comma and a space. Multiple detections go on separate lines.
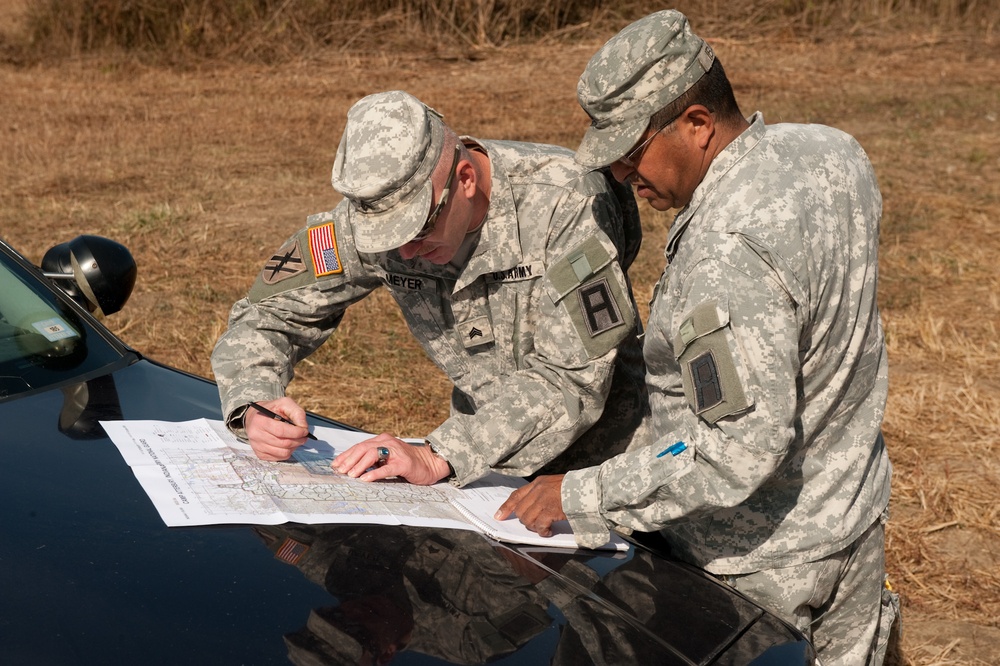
1, 10, 998, 665
4, 0, 998, 65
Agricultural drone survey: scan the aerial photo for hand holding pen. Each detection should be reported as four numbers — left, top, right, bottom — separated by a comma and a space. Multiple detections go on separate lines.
249, 401, 318, 440
243, 398, 317, 462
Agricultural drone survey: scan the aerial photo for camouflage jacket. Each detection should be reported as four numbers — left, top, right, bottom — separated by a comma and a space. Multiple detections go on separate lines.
212, 139, 648, 486
562, 114, 893, 573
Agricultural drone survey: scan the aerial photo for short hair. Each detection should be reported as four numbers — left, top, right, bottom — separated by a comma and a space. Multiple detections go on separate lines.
650, 58, 743, 130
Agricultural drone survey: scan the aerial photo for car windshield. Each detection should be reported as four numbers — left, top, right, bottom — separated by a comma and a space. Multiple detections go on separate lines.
0, 245, 130, 401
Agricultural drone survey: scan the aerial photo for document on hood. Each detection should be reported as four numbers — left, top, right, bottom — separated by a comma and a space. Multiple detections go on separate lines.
101, 418, 627, 551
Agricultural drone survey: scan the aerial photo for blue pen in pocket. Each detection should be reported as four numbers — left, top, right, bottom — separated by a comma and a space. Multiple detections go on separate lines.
656, 441, 687, 458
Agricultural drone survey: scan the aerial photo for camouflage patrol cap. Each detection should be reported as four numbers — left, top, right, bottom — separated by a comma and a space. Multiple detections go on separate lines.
575, 10, 716, 168
331, 90, 446, 253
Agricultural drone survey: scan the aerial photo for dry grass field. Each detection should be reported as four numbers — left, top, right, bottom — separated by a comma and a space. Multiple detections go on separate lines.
2, 4, 999, 664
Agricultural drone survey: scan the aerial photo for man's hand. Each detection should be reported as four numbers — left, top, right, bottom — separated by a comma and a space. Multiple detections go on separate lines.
244, 397, 311, 461
495, 475, 567, 537
332, 433, 452, 486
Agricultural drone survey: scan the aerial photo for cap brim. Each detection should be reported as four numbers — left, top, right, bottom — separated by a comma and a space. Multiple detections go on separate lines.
574, 118, 648, 168
350, 182, 433, 254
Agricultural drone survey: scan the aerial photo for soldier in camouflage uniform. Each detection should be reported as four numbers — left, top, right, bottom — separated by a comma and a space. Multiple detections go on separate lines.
211, 90, 647, 487
498, 11, 899, 665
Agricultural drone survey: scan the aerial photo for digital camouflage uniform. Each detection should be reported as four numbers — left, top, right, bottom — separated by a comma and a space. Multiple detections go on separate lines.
565, 11, 898, 665
212, 91, 647, 487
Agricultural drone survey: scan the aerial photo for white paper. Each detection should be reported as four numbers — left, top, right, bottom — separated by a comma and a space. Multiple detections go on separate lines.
100, 418, 626, 551
102, 418, 463, 529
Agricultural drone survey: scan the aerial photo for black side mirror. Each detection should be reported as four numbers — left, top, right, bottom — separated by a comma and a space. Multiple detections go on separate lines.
42, 236, 137, 317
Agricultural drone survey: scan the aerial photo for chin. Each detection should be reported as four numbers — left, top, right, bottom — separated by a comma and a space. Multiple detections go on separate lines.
645, 198, 673, 212
421, 249, 452, 265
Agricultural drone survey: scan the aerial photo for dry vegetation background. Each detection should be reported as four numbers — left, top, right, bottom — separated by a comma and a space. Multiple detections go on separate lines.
2, 1, 999, 664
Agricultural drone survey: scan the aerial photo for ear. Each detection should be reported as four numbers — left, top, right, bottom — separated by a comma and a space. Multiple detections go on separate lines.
682, 105, 715, 150
454, 158, 478, 199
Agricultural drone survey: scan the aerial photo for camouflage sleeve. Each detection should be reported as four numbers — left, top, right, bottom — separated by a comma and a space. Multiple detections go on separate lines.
595, 169, 643, 272
210, 213, 380, 435
561, 251, 800, 548
428, 188, 640, 486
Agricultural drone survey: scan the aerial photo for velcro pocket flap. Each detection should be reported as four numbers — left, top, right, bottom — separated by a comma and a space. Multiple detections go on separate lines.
673, 296, 730, 357
547, 235, 613, 303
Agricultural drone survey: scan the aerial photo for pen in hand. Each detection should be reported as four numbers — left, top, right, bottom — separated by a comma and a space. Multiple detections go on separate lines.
248, 402, 318, 440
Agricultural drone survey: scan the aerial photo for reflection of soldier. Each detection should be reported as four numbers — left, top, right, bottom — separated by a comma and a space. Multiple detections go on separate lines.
255, 523, 806, 665
541, 544, 800, 665
254, 525, 552, 664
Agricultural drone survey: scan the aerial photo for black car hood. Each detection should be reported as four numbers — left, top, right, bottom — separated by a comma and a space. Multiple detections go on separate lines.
1, 358, 812, 665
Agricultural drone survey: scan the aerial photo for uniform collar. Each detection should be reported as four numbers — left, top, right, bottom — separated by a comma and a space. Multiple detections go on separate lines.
666, 112, 766, 262
451, 139, 524, 293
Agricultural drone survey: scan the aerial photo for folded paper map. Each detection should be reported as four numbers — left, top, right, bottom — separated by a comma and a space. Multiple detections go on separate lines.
101, 419, 627, 551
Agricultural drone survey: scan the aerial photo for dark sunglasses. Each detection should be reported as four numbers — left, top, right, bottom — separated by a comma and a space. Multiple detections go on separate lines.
410, 144, 461, 243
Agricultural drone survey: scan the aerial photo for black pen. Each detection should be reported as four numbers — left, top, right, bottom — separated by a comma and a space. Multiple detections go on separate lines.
248, 402, 318, 440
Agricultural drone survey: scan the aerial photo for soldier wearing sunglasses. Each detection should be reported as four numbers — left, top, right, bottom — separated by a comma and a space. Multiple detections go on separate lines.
213, 90, 648, 489
499, 11, 897, 666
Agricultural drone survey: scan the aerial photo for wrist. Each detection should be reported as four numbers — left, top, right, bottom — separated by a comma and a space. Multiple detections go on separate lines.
425, 439, 455, 480
227, 404, 252, 440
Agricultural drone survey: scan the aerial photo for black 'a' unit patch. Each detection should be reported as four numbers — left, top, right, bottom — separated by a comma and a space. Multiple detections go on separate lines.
576, 277, 624, 337
689, 350, 724, 412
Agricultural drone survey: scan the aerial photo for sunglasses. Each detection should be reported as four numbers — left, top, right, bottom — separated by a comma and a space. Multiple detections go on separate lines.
618, 111, 684, 169
410, 144, 461, 243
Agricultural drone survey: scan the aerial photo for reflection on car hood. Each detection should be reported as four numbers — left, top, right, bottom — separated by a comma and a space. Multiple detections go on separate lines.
2, 359, 813, 665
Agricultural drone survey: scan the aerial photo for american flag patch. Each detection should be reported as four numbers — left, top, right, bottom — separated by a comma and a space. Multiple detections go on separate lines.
308, 222, 343, 277
275, 537, 310, 565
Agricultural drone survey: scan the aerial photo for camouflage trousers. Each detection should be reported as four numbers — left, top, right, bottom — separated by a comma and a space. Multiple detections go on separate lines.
721, 508, 899, 666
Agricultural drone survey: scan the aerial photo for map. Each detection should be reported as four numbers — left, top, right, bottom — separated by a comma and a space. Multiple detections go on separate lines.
101, 418, 479, 530
101, 418, 627, 550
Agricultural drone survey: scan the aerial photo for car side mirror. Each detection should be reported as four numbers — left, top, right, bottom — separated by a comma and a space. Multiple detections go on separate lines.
42, 236, 137, 317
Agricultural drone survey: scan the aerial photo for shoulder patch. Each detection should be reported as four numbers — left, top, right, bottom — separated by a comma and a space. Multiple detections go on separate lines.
261, 238, 308, 285
308, 222, 344, 277
576, 277, 624, 337
688, 350, 724, 412
675, 299, 752, 423
547, 235, 634, 358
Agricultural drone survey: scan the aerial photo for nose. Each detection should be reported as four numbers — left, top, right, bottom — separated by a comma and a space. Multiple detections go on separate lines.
398, 240, 422, 260
608, 161, 633, 183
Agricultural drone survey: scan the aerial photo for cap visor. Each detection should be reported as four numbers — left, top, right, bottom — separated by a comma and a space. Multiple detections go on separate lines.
575, 119, 648, 168
351, 184, 433, 254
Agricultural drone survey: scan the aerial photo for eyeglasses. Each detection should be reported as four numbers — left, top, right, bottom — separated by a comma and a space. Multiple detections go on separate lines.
618, 111, 683, 169
410, 144, 461, 244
